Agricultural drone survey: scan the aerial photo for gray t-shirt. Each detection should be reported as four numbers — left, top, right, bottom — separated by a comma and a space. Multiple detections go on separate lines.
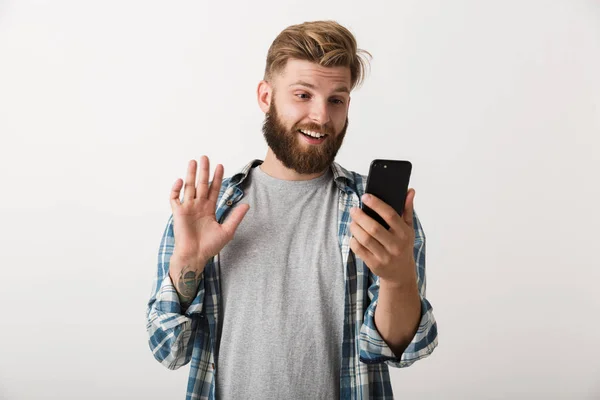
215, 164, 345, 399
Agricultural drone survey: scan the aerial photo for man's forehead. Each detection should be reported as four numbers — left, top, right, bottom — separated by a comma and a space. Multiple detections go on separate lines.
278, 60, 351, 92
288, 79, 350, 94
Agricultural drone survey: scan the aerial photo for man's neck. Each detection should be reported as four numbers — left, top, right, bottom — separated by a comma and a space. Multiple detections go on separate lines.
260, 149, 328, 181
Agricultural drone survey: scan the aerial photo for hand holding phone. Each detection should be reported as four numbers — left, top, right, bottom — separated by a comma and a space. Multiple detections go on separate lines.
361, 159, 412, 230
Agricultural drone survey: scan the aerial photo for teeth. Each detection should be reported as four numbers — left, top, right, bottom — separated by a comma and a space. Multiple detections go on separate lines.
300, 129, 326, 138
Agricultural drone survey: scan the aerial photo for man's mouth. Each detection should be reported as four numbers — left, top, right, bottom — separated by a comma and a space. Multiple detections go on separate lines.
298, 129, 329, 140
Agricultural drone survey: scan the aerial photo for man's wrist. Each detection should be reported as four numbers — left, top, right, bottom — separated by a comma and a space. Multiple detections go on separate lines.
170, 253, 208, 271
168, 254, 207, 302
380, 275, 418, 293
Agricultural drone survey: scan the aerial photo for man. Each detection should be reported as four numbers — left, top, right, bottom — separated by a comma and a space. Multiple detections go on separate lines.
147, 20, 438, 400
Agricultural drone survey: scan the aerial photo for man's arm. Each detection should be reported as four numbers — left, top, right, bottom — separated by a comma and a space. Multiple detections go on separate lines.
374, 278, 421, 356
146, 215, 207, 370
169, 254, 208, 311
357, 209, 438, 367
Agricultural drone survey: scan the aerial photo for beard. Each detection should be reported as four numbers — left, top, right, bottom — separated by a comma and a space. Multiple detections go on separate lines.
262, 99, 349, 175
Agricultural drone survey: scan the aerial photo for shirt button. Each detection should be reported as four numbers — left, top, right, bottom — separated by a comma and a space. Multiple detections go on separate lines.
226, 200, 233, 206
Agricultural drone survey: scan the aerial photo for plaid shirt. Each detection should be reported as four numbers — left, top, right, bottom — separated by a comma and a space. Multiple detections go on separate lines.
146, 159, 438, 399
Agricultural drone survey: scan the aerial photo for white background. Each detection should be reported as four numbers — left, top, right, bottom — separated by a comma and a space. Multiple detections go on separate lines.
1, 1, 599, 399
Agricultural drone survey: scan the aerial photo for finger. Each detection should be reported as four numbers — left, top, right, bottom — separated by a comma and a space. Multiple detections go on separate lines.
361, 193, 403, 231
349, 219, 386, 259
350, 207, 396, 250
222, 204, 250, 237
350, 237, 377, 268
184, 160, 197, 202
404, 189, 415, 226
170, 178, 183, 209
196, 156, 210, 199
208, 164, 224, 204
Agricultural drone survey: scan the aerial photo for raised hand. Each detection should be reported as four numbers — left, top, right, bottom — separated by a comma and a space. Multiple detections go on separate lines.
168, 156, 249, 306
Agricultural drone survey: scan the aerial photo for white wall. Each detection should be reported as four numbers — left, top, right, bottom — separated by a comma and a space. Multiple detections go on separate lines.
1, 1, 599, 399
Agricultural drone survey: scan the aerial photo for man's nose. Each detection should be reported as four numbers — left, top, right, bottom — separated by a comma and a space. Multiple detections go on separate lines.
309, 100, 331, 126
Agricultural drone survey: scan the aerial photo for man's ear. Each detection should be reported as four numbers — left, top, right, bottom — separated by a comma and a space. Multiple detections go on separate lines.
257, 80, 272, 113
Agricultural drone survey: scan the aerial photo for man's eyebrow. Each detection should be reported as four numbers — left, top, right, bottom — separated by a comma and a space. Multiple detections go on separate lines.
289, 80, 350, 94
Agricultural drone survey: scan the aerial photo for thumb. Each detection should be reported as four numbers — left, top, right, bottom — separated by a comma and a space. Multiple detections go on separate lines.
222, 203, 250, 237
403, 189, 415, 226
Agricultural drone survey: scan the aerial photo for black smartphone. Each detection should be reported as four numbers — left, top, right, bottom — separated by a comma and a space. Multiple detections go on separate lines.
361, 159, 412, 230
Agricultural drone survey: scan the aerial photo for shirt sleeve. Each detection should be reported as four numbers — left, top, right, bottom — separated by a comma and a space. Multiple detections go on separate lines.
146, 215, 207, 370
358, 209, 439, 368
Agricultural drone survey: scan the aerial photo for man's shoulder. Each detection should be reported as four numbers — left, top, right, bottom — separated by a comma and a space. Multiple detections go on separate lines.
215, 159, 262, 201
331, 161, 367, 195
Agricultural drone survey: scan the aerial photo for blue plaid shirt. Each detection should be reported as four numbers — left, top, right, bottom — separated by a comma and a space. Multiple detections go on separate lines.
147, 159, 438, 399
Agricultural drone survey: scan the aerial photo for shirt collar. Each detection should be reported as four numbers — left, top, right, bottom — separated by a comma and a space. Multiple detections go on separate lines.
229, 159, 358, 194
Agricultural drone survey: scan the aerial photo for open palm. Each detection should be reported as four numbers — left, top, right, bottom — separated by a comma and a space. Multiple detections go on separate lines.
169, 156, 249, 264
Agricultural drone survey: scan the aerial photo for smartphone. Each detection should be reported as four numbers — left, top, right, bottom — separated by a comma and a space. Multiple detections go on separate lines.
361, 159, 412, 230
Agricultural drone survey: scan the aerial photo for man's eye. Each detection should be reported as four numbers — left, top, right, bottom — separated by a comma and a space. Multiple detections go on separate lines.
296, 93, 310, 99
331, 99, 344, 105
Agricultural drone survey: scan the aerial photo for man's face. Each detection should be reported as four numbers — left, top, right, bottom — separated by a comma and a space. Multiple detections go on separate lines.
262, 59, 351, 175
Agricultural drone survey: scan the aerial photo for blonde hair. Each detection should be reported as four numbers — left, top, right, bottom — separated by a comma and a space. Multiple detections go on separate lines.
263, 20, 372, 91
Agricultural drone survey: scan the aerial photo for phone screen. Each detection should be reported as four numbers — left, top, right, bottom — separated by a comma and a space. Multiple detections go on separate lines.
361, 159, 412, 230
